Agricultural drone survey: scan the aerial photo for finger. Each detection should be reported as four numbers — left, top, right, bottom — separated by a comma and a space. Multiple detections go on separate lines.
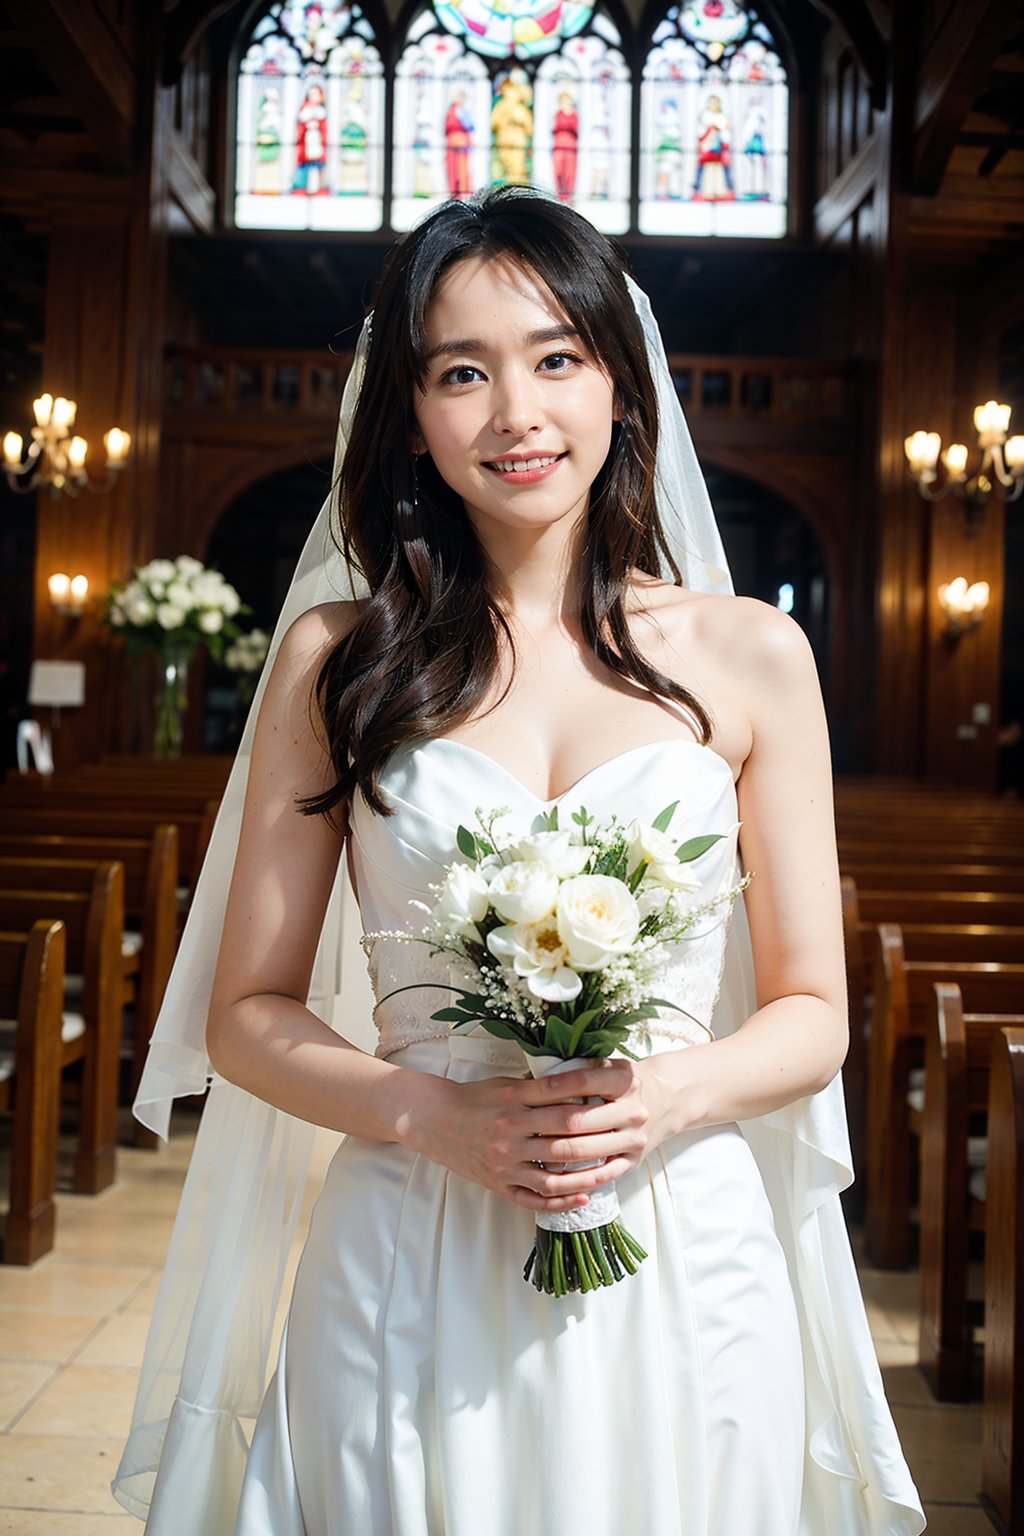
518, 1097, 645, 1139
532, 1130, 644, 1165
504, 1186, 593, 1213
518, 1155, 634, 1197
519, 1062, 635, 1106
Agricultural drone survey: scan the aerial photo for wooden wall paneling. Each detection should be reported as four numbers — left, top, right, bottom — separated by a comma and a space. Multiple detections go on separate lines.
30, 12, 174, 768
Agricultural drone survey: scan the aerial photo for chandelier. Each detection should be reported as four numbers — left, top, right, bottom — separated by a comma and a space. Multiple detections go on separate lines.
3, 394, 130, 497
904, 401, 1024, 509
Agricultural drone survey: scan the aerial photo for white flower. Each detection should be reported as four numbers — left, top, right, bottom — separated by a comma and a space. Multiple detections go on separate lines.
125, 594, 155, 625
434, 863, 491, 939
487, 918, 582, 1002
155, 602, 186, 630
510, 830, 588, 879
628, 822, 703, 893
109, 605, 126, 627
636, 883, 674, 920
556, 874, 640, 971
199, 609, 224, 634
487, 861, 558, 925
165, 580, 194, 611
141, 559, 175, 585
148, 580, 166, 598
220, 585, 241, 617
175, 555, 203, 576
191, 572, 226, 606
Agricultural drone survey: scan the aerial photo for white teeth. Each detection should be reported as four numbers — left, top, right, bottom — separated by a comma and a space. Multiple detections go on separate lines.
490, 455, 560, 473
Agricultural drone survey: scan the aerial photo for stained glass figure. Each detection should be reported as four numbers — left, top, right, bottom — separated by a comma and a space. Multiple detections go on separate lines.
640, 0, 787, 236
235, 2, 384, 230
392, 6, 629, 233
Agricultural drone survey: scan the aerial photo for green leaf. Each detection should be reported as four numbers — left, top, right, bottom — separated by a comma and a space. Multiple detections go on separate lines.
456, 825, 478, 860
567, 1006, 605, 1056
652, 800, 679, 833
432, 1007, 478, 1023
676, 833, 723, 863
543, 1015, 574, 1057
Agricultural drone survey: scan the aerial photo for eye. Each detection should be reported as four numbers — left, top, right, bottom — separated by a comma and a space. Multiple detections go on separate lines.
438, 363, 484, 387
538, 350, 586, 374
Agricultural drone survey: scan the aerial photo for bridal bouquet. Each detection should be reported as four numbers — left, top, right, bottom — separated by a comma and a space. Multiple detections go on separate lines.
368, 800, 749, 1298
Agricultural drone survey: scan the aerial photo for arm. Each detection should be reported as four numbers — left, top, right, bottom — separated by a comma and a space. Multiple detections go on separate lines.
519, 602, 849, 1175
206, 606, 604, 1214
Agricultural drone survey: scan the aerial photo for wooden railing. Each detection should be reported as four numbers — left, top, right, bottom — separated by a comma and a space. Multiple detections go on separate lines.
164, 345, 853, 427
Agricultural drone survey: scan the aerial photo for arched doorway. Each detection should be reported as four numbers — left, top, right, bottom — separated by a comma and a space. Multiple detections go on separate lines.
203, 457, 332, 748
704, 463, 833, 683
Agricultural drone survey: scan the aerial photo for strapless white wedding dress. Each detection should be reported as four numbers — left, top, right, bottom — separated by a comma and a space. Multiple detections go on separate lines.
233, 737, 925, 1536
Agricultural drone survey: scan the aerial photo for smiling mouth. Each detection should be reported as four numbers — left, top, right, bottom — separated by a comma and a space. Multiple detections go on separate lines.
484, 452, 567, 475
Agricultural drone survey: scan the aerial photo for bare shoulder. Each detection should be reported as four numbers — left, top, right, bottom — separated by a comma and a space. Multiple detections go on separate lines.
278, 599, 365, 661
634, 580, 814, 682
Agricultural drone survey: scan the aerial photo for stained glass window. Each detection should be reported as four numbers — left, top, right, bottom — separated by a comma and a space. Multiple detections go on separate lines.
235, 2, 384, 231
640, 0, 788, 237
391, 4, 630, 234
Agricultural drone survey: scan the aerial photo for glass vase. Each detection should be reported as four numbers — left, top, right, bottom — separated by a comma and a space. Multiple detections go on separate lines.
153, 644, 191, 759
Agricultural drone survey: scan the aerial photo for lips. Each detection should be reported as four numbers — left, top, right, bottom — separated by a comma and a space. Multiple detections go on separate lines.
484, 452, 567, 475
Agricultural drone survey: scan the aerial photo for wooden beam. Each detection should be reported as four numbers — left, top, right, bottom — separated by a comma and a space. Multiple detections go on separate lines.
4, 0, 134, 172
913, 0, 1020, 196
807, 0, 888, 108
163, 0, 244, 83
814, 132, 881, 244
167, 127, 215, 234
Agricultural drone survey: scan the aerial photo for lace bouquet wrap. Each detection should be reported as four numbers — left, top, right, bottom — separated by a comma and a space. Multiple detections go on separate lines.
366, 799, 749, 1298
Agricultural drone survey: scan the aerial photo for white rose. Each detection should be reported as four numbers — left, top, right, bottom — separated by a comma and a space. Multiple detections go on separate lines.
487, 861, 558, 925
165, 580, 194, 611
141, 559, 175, 584
628, 822, 703, 893
175, 555, 203, 576
487, 918, 582, 1003
220, 585, 241, 617
511, 830, 588, 879
199, 609, 224, 634
556, 874, 640, 971
434, 863, 491, 939
191, 572, 225, 605
125, 595, 155, 624
156, 602, 186, 630
148, 580, 166, 599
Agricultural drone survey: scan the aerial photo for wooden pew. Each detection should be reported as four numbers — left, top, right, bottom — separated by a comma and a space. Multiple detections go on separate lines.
0, 865, 124, 1194
0, 804, 214, 895
865, 924, 1024, 1269
0, 922, 65, 1264
841, 863, 1024, 895
982, 1026, 1024, 1536
0, 832, 178, 1098
919, 983, 1024, 1400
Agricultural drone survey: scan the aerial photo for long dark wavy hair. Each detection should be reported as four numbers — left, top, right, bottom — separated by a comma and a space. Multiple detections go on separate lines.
303, 186, 712, 819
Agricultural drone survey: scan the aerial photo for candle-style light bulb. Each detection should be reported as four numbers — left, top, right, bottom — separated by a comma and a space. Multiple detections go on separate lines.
942, 443, 968, 476
67, 436, 88, 469
905, 430, 941, 476
69, 574, 89, 602
103, 427, 130, 464
51, 397, 76, 433
3, 431, 23, 465
1004, 435, 1024, 471
32, 394, 53, 428
48, 573, 71, 602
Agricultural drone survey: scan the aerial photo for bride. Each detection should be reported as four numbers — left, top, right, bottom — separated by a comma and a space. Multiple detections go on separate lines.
114, 187, 925, 1534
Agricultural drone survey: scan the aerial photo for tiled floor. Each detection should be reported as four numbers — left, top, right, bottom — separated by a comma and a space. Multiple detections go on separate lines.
0, 1117, 996, 1533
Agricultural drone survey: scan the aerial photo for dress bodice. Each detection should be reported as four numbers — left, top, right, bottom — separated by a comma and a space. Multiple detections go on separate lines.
350, 736, 742, 1060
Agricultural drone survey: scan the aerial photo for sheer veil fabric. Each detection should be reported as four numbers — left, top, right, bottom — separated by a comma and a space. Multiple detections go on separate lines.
112, 272, 925, 1534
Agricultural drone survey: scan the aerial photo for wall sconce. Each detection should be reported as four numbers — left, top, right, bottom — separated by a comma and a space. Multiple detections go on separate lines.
905, 401, 1024, 515
3, 395, 130, 498
937, 577, 990, 638
48, 573, 90, 617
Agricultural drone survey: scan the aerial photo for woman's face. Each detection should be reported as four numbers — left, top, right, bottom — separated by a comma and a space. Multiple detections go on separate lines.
413, 255, 617, 542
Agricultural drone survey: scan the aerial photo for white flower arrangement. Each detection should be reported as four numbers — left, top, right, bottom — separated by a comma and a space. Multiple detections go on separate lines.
365, 799, 750, 1298
223, 628, 271, 675
104, 556, 246, 661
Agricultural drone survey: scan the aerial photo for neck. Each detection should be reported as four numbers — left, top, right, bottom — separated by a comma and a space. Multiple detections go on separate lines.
469, 509, 589, 629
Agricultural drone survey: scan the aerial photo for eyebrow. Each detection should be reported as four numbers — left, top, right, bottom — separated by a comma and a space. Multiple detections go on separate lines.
422, 324, 580, 366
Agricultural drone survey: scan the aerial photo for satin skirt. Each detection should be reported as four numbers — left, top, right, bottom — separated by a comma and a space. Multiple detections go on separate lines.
234, 1036, 805, 1536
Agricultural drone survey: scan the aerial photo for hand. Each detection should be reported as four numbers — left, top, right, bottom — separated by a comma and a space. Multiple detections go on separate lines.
403, 1060, 654, 1214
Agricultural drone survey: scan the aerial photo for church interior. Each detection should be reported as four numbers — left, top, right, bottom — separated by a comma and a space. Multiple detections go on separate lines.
0, 0, 1023, 1530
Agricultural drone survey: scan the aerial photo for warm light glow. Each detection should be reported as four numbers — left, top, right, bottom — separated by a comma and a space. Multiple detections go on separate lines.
48, 573, 71, 601
1005, 435, 1024, 471
51, 396, 77, 432
942, 443, 969, 476
69, 574, 89, 601
32, 394, 53, 428
67, 436, 88, 469
973, 400, 1011, 442
905, 430, 941, 475
103, 427, 130, 464
3, 431, 23, 465
938, 576, 990, 631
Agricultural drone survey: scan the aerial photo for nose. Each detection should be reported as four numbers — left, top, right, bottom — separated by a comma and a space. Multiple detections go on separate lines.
492, 367, 543, 437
